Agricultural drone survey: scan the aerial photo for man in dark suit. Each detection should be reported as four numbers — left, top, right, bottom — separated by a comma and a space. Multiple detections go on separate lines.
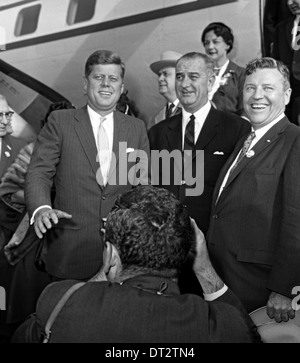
0, 94, 27, 342
25, 50, 150, 281
272, 0, 300, 125
263, 0, 291, 57
12, 186, 261, 343
207, 58, 300, 320
149, 52, 250, 236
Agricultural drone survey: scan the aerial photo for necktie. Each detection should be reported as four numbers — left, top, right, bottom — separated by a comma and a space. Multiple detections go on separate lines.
166, 103, 175, 119
230, 131, 256, 174
97, 117, 110, 186
184, 115, 195, 151
214, 68, 221, 76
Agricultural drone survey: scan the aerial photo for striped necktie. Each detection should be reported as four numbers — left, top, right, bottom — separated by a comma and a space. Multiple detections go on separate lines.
230, 131, 256, 174
184, 115, 195, 150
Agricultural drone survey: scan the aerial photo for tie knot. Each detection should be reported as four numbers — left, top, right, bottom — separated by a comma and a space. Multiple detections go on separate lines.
100, 116, 106, 125
189, 114, 195, 123
214, 68, 221, 76
248, 131, 256, 141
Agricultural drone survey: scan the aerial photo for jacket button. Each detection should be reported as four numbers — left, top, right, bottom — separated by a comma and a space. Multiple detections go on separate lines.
102, 196, 106, 201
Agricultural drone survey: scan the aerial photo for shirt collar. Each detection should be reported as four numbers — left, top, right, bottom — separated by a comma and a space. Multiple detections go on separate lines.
168, 99, 180, 108
182, 101, 211, 126
87, 105, 114, 124
252, 113, 285, 139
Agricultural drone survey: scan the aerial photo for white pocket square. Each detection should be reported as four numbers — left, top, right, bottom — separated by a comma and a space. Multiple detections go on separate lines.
214, 151, 225, 155
126, 148, 135, 153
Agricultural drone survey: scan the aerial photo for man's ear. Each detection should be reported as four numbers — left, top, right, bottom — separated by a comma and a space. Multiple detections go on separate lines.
103, 242, 122, 281
83, 77, 88, 93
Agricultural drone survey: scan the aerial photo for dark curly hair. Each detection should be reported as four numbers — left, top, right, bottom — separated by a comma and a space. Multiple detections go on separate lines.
201, 22, 234, 54
105, 186, 193, 279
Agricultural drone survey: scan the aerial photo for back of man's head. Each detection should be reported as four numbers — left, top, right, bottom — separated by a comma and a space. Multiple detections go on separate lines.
105, 186, 193, 279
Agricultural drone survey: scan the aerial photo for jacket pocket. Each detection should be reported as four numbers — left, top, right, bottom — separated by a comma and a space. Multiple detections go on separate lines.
237, 248, 275, 266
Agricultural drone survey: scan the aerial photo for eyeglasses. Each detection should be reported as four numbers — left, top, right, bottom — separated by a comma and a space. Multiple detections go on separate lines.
0, 112, 14, 121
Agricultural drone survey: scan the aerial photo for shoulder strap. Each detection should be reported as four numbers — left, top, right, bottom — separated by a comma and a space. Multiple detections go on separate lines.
42, 282, 87, 343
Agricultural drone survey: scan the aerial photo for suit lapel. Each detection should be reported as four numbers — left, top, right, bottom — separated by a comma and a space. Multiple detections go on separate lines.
107, 111, 129, 183
73, 106, 100, 180
194, 108, 219, 150
164, 115, 183, 172
220, 118, 290, 196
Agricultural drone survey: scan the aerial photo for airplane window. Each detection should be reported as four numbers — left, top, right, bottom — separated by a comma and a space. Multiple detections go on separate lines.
14, 4, 41, 37
67, 0, 96, 25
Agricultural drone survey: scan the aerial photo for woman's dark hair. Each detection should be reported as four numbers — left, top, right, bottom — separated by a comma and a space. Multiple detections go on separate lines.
201, 22, 234, 54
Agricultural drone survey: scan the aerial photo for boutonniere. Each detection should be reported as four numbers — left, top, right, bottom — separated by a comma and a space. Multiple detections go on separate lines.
220, 70, 235, 86
5, 151, 10, 158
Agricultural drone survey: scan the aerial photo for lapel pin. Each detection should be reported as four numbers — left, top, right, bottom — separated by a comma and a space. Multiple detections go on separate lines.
246, 150, 255, 158
7, 145, 12, 150
267, 140, 271, 143
5, 151, 10, 158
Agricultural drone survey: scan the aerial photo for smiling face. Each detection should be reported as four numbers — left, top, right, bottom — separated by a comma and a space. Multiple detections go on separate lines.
244, 68, 292, 130
175, 56, 214, 114
203, 30, 230, 67
84, 64, 124, 116
158, 67, 177, 102
288, 0, 300, 15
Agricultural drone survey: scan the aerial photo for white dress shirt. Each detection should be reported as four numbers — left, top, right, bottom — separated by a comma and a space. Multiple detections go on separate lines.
217, 114, 285, 200
182, 102, 211, 149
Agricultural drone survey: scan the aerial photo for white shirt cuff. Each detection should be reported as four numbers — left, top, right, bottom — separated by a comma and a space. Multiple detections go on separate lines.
204, 284, 228, 302
30, 205, 52, 225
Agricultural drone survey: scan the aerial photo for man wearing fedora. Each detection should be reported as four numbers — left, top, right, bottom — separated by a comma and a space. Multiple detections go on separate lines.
149, 51, 183, 128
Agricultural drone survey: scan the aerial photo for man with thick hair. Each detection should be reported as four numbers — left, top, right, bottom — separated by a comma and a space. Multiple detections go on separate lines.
207, 57, 300, 319
25, 50, 150, 281
12, 186, 260, 343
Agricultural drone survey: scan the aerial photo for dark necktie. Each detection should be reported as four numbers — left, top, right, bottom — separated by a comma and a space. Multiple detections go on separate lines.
230, 131, 256, 174
184, 115, 195, 150
166, 103, 175, 119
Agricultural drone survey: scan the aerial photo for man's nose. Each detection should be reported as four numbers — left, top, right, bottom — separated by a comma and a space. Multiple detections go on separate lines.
101, 76, 110, 86
253, 87, 264, 99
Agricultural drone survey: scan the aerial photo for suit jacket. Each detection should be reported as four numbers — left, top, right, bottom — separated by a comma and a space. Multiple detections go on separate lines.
149, 107, 250, 234
212, 61, 245, 116
12, 275, 260, 343
0, 135, 27, 234
263, 0, 291, 56
25, 107, 150, 280
148, 102, 182, 130
273, 16, 300, 95
207, 117, 300, 313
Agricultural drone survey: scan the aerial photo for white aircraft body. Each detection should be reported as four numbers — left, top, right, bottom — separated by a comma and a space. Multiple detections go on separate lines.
0, 0, 264, 134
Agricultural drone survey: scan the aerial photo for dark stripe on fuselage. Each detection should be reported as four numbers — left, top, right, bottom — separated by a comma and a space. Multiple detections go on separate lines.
0, 0, 38, 12
3, 0, 237, 51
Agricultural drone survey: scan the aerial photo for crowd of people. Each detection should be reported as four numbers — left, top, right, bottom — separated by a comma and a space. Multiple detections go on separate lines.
0, 0, 300, 344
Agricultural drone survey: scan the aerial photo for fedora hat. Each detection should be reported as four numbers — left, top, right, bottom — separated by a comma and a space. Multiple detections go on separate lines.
150, 50, 183, 75
250, 306, 300, 343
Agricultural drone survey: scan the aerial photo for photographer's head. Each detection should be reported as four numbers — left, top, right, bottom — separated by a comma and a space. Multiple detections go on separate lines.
103, 186, 192, 282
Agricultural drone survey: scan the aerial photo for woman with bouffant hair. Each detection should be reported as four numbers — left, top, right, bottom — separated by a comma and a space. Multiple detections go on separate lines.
201, 22, 246, 117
